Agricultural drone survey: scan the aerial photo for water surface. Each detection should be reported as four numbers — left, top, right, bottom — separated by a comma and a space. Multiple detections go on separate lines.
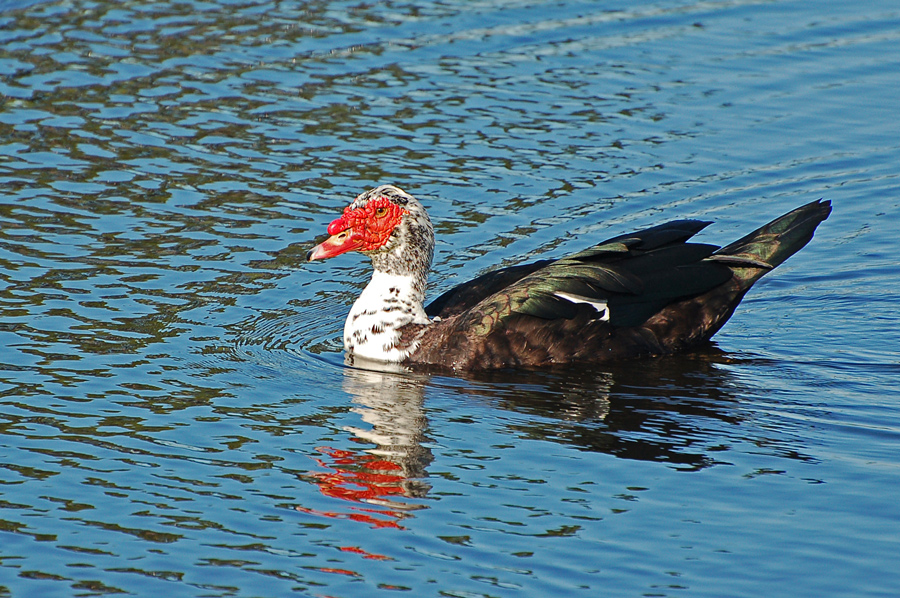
2, 0, 900, 596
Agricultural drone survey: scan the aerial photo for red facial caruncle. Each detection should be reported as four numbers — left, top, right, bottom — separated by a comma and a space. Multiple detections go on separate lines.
307, 196, 408, 261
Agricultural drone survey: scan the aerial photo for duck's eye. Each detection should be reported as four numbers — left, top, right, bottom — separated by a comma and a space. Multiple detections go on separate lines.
375, 207, 388, 217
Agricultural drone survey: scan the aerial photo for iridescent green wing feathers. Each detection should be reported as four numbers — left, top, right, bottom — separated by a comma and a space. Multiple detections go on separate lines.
436, 219, 738, 335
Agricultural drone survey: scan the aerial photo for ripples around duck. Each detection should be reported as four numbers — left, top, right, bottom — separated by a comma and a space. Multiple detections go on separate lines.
3, 0, 900, 595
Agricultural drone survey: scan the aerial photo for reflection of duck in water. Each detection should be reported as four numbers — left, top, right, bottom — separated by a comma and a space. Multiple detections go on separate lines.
296, 351, 815, 529
296, 366, 432, 529
450, 349, 816, 470
308, 186, 829, 370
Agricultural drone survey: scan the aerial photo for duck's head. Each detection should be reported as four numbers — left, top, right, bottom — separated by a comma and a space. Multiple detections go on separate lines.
307, 185, 434, 274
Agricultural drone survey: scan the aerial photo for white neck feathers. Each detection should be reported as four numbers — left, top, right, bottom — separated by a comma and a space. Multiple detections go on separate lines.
344, 270, 430, 362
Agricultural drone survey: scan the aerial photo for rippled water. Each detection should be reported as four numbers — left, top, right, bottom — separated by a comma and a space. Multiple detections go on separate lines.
2, 0, 900, 596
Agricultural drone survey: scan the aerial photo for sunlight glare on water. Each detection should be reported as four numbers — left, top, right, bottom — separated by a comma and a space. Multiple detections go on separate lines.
1, 0, 900, 596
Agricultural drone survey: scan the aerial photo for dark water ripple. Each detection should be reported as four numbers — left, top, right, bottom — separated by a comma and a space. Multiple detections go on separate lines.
2, 0, 900, 596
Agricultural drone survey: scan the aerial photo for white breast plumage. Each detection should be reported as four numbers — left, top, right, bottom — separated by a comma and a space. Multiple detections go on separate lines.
344, 270, 430, 362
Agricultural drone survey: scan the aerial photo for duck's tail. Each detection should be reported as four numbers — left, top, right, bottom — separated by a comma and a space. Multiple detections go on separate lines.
645, 199, 831, 351
711, 199, 832, 289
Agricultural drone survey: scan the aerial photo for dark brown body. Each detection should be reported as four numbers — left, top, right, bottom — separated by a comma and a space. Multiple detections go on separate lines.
406, 200, 831, 370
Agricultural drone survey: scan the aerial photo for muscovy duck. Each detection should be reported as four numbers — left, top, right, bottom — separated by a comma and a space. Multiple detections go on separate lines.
308, 185, 830, 370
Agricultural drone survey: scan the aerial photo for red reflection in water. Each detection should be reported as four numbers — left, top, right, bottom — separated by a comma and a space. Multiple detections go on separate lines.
339, 545, 392, 560
317, 567, 359, 577
296, 446, 415, 530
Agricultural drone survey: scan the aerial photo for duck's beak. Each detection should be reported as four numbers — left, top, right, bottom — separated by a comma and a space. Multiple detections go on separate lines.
307, 230, 363, 261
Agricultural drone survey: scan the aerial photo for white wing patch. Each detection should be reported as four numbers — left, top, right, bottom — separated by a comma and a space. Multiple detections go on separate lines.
554, 291, 610, 321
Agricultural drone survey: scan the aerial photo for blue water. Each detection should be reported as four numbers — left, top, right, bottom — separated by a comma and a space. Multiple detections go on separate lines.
2, 0, 900, 596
